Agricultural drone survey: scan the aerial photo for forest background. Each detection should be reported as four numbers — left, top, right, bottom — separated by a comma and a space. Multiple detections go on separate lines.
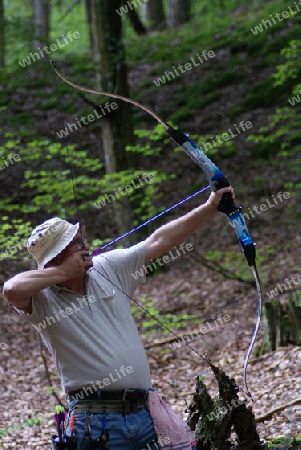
0, 0, 300, 448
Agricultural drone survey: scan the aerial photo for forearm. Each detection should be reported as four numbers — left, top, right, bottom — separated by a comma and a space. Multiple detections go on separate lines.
145, 201, 217, 261
3, 267, 67, 306
155, 202, 216, 248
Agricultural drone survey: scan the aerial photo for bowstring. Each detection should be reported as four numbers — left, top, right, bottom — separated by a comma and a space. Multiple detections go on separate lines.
51, 61, 81, 225
92, 186, 210, 255
92, 265, 211, 364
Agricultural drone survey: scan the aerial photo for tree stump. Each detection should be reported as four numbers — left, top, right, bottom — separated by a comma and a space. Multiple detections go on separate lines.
186, 360, 266, 450
263, 291, 301, 353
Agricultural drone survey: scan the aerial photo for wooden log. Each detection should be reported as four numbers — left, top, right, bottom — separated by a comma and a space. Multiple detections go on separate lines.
187, 360, 266, 450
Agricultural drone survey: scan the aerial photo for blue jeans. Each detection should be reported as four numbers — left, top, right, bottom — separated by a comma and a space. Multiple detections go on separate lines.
65, 400, 159, 450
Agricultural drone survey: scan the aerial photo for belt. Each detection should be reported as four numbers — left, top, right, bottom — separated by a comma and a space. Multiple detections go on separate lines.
68, 388, 148, 402
70, 398, 147, 415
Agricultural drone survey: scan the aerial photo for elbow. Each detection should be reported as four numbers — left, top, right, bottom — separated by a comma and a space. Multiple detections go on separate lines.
3, 280, 19, 305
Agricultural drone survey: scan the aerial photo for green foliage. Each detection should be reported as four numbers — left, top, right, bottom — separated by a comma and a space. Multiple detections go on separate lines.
2, 0, 301, 263
0, 414, 45, 440
0, 218, 32, 262
0, 125, 172, 259
206, 249, 253, 282
273, 40, 301, 86
0, 128, 171, 220
247, 106, 301, 159
242, 76, 295, 110
3, 0, 89, 67
126, 123, 170, 154
247, 39, 301, 176
93, 168, 172, 224
267, 436, 301, 448
214, 69, 242, 88
131, 296, 199, 337
206, 247, 274, 284
195, 133, 239, 159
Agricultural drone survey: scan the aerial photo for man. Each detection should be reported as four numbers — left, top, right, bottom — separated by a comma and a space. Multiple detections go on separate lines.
3, 186, 233, 450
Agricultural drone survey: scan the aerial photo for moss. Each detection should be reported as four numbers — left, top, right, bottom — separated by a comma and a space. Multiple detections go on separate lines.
10, 112, 34, 126
268, 436, 301, 448
260, 26, 301, 56
227, 105, 244, 121
170, 105, 193, 123
243, 75, 298, 109
215, 69, 242, 87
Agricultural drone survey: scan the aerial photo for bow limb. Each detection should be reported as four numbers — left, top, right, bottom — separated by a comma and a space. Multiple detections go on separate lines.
50, 60, 169, 128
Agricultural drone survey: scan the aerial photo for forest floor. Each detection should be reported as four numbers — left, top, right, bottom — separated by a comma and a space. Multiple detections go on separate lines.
0, 257, 301, 449
1, 1, 301, 448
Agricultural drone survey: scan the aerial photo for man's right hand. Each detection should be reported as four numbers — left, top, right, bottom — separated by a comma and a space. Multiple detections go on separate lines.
3, 252, 93, 313
52, 250, 93, 280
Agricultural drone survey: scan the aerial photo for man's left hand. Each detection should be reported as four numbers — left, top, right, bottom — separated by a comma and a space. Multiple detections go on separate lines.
206, 187, 235, 210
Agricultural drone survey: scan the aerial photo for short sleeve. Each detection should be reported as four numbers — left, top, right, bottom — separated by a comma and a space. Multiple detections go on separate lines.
11, 290, 49, 325
92, 241, 146, 298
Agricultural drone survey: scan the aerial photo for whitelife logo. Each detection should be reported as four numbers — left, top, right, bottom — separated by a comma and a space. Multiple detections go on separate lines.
34, 296, 96, 332
70, 366, 134, 401
288, 90, 301, 106
201, 120, 253, 153
116, 0, 149, 16
131, 243, 193, 280
153, 50, 215, 87
169, 314, 231, 351
56, 102, 118, 139
18, 31, 81, 67
250, 1, 301, 35
207, 398, 245, 421
0, 153, 21, 170
266, 275, 301, 299
229, 191, 291, 230
93, 173, 155, 209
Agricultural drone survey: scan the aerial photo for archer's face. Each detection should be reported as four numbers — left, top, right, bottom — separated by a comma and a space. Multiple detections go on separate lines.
47, 232, 90, 266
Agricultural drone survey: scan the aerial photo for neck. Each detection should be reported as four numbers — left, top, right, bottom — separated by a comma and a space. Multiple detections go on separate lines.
58, 276, 86, 296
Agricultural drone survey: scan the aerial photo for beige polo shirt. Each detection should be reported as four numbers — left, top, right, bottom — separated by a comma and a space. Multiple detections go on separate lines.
16, 242, 152, 393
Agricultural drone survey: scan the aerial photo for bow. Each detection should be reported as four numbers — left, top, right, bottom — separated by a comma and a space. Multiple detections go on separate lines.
50, 62, 262, 400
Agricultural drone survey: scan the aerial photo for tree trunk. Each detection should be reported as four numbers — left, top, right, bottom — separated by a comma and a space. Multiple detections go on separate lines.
142, 0, 166, 31
0, 0, 4, 67
33, 0, 50, 50
90, 0, 134, 245
263, 291, 301, 353
85, 0, 94, 51
167, 0, 191, 28
123, 0, 147, 35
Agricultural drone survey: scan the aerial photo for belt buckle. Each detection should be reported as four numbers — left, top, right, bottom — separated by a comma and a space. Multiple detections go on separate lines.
122, 389, 134, 401
122, 389, 135, 416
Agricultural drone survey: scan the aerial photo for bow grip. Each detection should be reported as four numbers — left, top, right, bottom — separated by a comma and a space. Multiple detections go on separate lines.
212, 169, 256, 267
213, 177, 238, 215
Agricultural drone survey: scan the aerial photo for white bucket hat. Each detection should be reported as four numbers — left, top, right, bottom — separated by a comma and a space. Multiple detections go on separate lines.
27, 217, 80, 269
